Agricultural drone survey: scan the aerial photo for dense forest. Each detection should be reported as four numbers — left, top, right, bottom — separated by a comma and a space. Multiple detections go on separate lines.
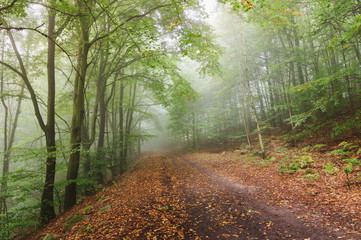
0, 0, 361, 239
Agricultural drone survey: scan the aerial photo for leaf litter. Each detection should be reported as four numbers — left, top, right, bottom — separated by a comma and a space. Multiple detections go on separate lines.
28, 148, 360, 239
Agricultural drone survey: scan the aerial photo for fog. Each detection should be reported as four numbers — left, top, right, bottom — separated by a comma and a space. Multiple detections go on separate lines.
1, 0, 360, 237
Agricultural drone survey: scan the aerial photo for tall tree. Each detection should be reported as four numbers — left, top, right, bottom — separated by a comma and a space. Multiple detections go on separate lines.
240, 23, 265, 157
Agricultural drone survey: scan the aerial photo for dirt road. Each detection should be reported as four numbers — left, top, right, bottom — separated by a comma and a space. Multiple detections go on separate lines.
32, 153, 349, 239
159, 153, 339, 240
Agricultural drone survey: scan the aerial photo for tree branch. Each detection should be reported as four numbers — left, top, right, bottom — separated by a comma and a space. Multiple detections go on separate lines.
0, 24, 78, 76
0, 60, 26, 79
0, 0, 19, 13
6, 28, 47, 131
89, 4, 172, 46
27, 1, 81, 17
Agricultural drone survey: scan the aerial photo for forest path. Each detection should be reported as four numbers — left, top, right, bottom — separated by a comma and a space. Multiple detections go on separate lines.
162, 153, 338, 240
32, 152, 346, 240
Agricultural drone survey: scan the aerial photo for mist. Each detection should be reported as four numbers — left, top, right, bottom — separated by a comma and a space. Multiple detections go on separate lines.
1, 0, 361, 238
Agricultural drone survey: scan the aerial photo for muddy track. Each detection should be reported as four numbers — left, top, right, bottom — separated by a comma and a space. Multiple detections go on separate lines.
161, 153, 341, 240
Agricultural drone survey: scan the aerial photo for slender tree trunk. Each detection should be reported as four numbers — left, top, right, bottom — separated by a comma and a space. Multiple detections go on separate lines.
241, 23, 265, 157
124, 82, 137, 162
282, 31, 297, 87
283, 69, 294, 129
353, 44, 361, 66
310, 40, 320, 78
0, 31, 8, 216
192, 112, 196, 149
111, 79, 118, 171
95, 45, 109, 185
119, 81, 126, 173
256, 80, 266, 121
239, 74, 251, 148
264, 53, 276, 127
341, 50, 354, 109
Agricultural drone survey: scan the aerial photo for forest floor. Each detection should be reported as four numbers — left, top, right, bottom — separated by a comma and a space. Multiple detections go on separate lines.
29, 141, 361, 239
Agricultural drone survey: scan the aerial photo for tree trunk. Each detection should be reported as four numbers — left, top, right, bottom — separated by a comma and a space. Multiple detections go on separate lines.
264, 53, 276, 127
0, 31, 8, 216
256, 80, 266, 121
64, 0, 93, 211
95, 45, 109, 185
291, 16, 305, 85
4, 20, 57, 221
238, 66, 251, 149
241, 23, 265, 157
192, 112, 196, 149
124, 82, 137, 162
119, 81, 126, 173
40, 8, 57, 222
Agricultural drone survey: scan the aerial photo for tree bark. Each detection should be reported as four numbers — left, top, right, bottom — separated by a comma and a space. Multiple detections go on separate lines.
238, 60, 251, 149
123, 82, 137, 162
4, 17, 58, 221
119, 81, 126, 173
95, 44, 110, 184
40, 7, 57, 222
64, 0, 93, 211
0, 31, 8, 215
241, 23, 265, 157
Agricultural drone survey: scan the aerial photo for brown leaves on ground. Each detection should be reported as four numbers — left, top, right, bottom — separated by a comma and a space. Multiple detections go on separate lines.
185, 139, 361, 239
29, 144, 360, 240
30, 154, 189, 240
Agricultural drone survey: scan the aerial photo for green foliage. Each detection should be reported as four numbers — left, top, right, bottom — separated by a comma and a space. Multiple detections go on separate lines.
332, 111, 361, 138
282, 129, 312, 146
278, 163, 298, 173
43, 233, 58, 240
343, 157, 361, 187
323, 163, 337, 175
220, 0, 261, 12
287, 112, 312, 128
278, 155, 314, 173
0, 145, 71, 238
256, 124, 273, 134
312, 144, 326, 150
97, 205, 111, 213
302, 173, 320, 181
329, 141, 359, 156
266, 156, 277, 163
302, 145, 311, 151
328, 141, 361, 186
0, 0, 28, 19
0, 187, 41, 239
180, 26, 223, 76
298, 155, 314, 168
80, 225, 93, 233
82, 206, 93, 213
343, 158, 361, 183
329, 148, 349, 156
